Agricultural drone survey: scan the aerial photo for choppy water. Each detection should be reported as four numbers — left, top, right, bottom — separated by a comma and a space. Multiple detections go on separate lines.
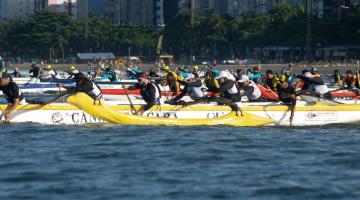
0, 124, 360, 199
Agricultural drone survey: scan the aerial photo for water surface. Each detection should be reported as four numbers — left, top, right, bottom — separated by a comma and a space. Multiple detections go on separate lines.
0, 124, 359, 199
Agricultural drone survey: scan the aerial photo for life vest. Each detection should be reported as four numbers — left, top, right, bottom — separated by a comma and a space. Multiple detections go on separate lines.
150, 82, 162, 104
246, 81, 261, 101
310, 84, 329, 95
90, 82, 103, 100
228, 82, 238, 94
108, 70, 118, 82
187, 85, 204, 100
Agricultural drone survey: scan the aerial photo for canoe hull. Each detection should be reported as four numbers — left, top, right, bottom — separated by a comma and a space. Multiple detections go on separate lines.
2, 99, 360, 126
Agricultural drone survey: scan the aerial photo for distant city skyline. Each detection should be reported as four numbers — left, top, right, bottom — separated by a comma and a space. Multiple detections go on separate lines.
1, 0, 360, 24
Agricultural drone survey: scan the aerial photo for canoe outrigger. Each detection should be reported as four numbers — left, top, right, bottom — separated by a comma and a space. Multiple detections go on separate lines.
66, 93, 274, 127
2, 92, 360, 126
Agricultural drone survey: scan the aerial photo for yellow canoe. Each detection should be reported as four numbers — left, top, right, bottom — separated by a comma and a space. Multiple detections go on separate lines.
67, 93, 274, 127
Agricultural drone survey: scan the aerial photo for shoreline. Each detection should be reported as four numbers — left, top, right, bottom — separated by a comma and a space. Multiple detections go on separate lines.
6, 63, 360, 74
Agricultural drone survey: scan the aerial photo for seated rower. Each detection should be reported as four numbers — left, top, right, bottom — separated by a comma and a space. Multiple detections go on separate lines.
247, 67, 263, 84
238, 75, 262, 102
277, 76, 296, 105
98, 65, 119, 82
64, 66, 103, 101
204, 71, 220, 93
170, 74, 204, 103
44, 65, 57, 79
192, 65, 199, 77
342, 70, 357, 89
332, 69, 342, 86
297, 70, 329, 96
0, 74, 26, 122
12, 67, 21, 78
129, 72, 161, 115
163, 72, 181, 95
277, 75, 296, 123
29, 62, 40, 78
218, 71, 241, 102
263, 70, 279, 91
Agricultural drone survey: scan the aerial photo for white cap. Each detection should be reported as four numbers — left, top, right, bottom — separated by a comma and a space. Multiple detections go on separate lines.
238, 75, 249, 83
217, 71, 227, 79
218, 70, 236, 81
303, 72, 313, 78
186, 73, 195, 80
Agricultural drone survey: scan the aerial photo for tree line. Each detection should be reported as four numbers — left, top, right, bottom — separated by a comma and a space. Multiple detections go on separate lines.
0, 4, 360, 62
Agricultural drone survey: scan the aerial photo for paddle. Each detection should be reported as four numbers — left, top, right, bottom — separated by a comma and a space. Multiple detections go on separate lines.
122, 85, 138, 115
357, 69, 360, 89
26, 91, 70, 105
24, 77, 34, 85
298, 90, 344, 105
289, 101, 296, 126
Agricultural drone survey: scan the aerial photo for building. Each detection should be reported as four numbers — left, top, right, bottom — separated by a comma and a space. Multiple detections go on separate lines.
104, 0, 164, 26
88, 0, 105, 16
34, 0, 48, 13
176, 0, 227, 14
47, 0, 79, 18
0, 0, 35, 22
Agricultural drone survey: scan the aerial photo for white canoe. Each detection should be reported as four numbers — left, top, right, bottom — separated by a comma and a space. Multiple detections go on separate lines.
1, 101, 360, 126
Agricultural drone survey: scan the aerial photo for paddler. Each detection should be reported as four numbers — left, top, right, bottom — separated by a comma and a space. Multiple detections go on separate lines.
237, 75, 261, 102
98, 65, 119, 82
217, 71, 241, 102
11, 67, 21, 78
0, 74, 26, 122
263, 70, 279, 91
192, 65, 199, 77
129, 72, 161, 115
247, 66, 262, 84
296, 69, 329, 96
277, 75, 296, 124
332, 69, 342, 86
29, 62, 40, 78
277, 75, 297, 105
63, 66, 103, 101
204, 70, 220, 93
44, 65, 57, 79
342, 70, 356, 89
169, 73, 204, 104
163, 72, 181, 95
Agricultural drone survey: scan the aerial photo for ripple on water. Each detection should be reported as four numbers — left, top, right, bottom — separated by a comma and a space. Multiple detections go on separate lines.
0, 124, 359, 199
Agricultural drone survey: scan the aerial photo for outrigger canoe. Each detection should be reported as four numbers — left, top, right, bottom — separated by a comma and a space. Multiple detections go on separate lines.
66, 93, 274, 127
2, 94, 360, 126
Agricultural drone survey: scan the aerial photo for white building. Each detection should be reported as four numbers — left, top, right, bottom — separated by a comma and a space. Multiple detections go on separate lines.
48, 0, 79, 19
104, 0, 164, 26
0, 0, 35, 22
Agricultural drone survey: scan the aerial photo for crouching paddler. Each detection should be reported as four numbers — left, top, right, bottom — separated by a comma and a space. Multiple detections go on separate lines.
0, 74, 26, 122
127, 72, 162, 115
60, 66, 103, 103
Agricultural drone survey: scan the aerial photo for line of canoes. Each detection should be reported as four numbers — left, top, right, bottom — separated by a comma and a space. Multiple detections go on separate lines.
1, 77, 360, 127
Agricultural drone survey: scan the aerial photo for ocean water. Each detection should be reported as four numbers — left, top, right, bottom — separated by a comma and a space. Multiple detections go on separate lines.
0, 124, 360, 200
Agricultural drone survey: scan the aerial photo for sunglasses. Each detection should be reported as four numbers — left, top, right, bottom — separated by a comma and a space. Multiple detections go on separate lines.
137, 78, 143, 82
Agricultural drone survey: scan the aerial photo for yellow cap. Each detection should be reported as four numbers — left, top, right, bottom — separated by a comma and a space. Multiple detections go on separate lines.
279, 75, 287, 82
177, 74, 184, 81
194, 65, 199, 70
46, 65, 52, 69
68, 65, 76, 71
161, 66, 170, 72
167, 72, 177, 79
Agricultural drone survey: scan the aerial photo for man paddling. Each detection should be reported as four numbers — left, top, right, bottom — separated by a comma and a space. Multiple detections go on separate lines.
277, 76, 297, 124
62, 66, 103, 101
237, 75, 261, 102
0, 74, 26, 122
128, 72, 161, 115
169, 73, 204, 104
29, 62, 41, 78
